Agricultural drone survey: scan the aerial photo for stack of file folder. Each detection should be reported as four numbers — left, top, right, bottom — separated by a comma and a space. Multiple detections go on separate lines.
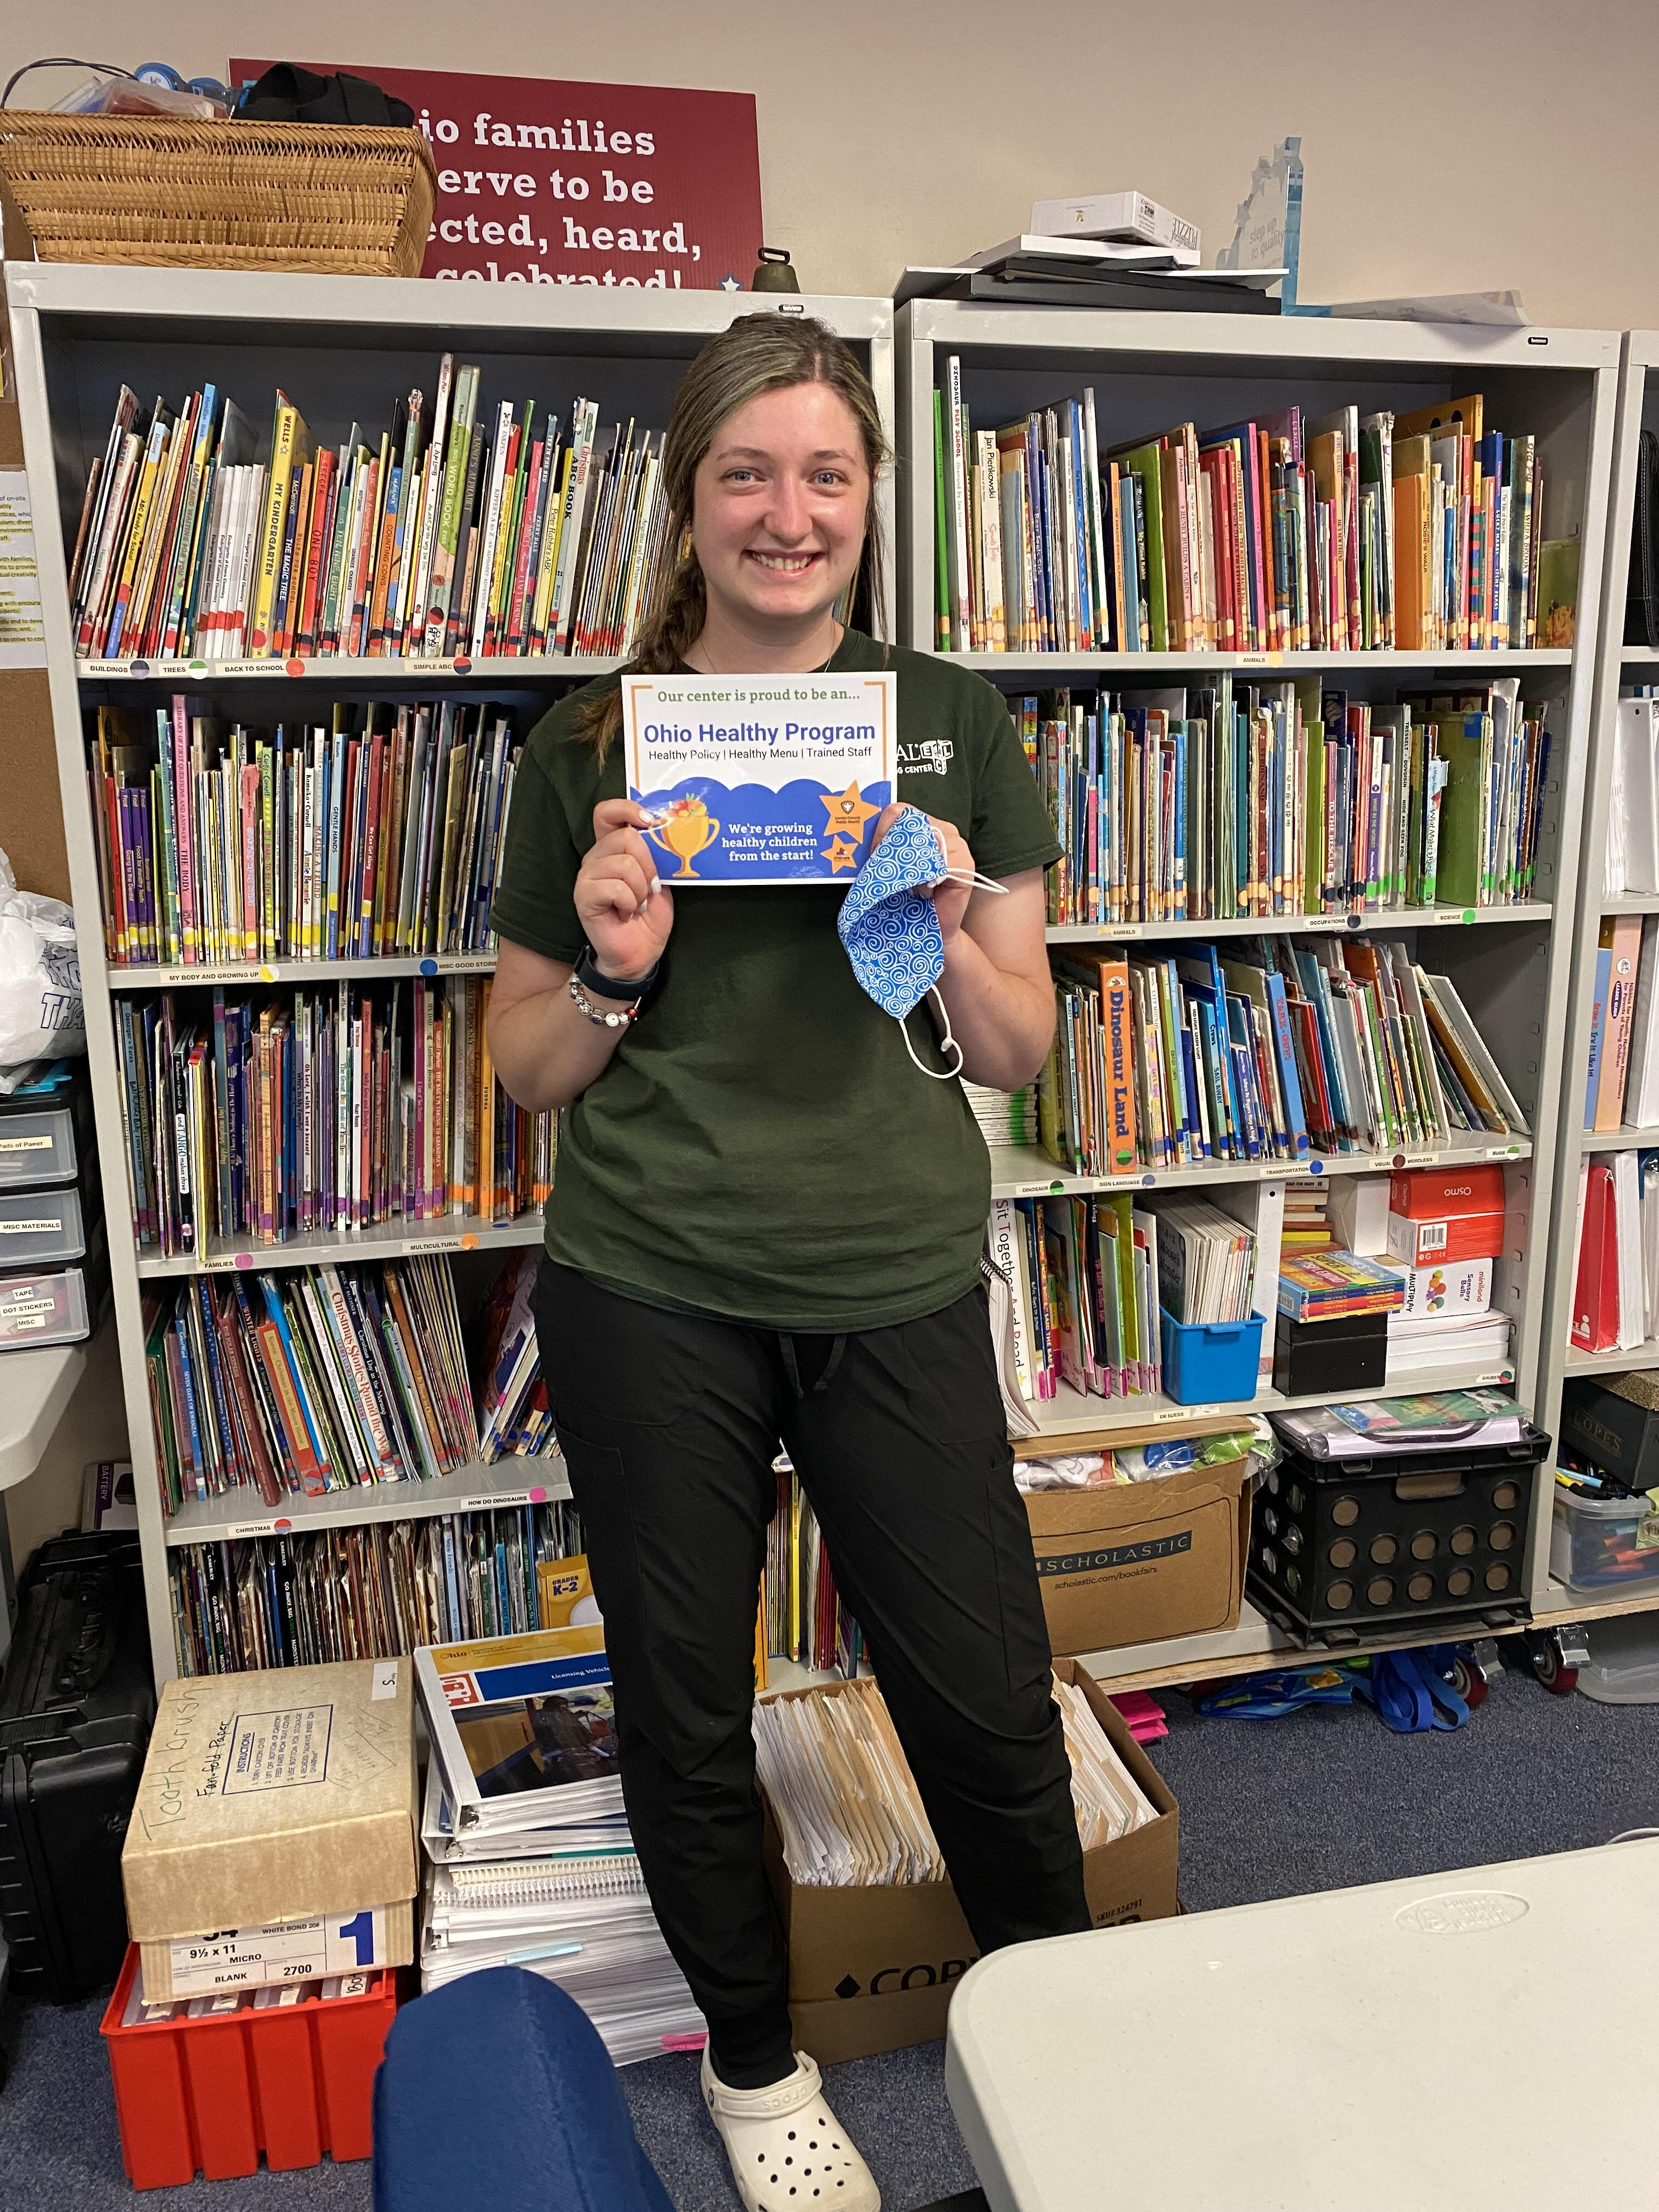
415, 1623, 704, 2065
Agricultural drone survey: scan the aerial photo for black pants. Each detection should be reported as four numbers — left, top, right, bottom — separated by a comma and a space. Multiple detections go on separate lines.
532, 1262, 1091, 2085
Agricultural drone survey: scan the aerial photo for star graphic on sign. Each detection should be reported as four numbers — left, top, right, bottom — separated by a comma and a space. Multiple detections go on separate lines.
820, 781, 879, 838
826, 835, 860, 872
719, 273, 743, 292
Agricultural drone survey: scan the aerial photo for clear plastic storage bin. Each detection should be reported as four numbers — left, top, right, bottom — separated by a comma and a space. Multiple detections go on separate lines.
0, 1262, 91, 1348
0, 1103, 85, 1188
0, 1186, 86, 1266
1549, 1484, 1659, 1593
1577, 1612, 1659, 1703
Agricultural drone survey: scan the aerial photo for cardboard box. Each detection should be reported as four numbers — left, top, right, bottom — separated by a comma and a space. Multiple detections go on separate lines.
1273, 1306, 1390, 1396
123, 1659, 419, 1979
1023, 1454, 1252, 1656
1386, 1165, 1506, 1266
761, 1662, 1178, 2064
1387, 1254, 1494, 1320
1560, 1373, 1659, 1491
138, 1898, 416, 2002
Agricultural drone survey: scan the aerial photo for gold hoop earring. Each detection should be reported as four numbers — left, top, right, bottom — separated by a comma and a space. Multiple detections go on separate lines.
678, 524, 695, 564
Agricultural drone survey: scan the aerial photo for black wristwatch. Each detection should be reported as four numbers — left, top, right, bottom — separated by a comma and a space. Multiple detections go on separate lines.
573, 944, 659, 1002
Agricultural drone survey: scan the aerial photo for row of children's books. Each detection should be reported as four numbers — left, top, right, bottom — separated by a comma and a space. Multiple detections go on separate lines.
144, 1253, 483, 1515
1041, 935, 1531, 1180
764, 1459, 862, 1677
89, 697, 522, 968
71, 367, 667, 664
167, 1497, 587, 1677
991, 1192, 1167, 1403
936, 367, 1575, 656
1013, 678, 1549, 927
116, 978, 552, 1256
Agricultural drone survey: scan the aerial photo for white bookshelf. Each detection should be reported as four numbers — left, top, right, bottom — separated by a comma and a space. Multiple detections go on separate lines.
900, 300, 1621, 1620
7, 265, 895, 1683
1539, 332, 1659, 1417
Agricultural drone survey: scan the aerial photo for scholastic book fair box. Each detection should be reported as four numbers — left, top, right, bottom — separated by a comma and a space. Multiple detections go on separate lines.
105, 1657, 419, 2187
760, 1664, 1178, 2064
1018, 1421, 1257, 1659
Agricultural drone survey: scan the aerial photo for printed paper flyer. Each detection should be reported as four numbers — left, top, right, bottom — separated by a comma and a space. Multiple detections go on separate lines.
622, 671, 896, 883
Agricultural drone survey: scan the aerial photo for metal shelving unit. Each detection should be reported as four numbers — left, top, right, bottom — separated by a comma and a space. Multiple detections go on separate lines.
899, 300, 1620, 1650
1539, 331, 1659, 1392
8, 264, 894, 1684
1534, 330, 1659, 1627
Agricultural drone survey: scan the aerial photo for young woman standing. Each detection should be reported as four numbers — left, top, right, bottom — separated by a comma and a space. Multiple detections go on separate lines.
487, 315, 1089, 2209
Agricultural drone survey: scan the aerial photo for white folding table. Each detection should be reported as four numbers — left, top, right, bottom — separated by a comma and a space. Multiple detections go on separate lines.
946, 1839, 1659, 2211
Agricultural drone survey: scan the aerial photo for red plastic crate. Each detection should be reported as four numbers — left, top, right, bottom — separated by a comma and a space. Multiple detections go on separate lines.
99, 1945, 397, 2189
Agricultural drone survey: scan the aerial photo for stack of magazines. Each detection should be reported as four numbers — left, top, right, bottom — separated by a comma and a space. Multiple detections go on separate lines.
414, 1606, 704, 2066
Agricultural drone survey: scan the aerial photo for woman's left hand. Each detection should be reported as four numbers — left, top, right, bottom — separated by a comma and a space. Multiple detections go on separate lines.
870, 803, 975, 945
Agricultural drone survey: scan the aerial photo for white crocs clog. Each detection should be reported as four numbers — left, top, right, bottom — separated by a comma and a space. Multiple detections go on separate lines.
700, 2046, 881, 2211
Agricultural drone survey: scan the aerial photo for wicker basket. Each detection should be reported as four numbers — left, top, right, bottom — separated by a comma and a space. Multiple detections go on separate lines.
0, 114, 436, 276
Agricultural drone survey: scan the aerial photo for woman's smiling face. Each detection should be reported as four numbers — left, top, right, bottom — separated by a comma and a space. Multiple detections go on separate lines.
689, 381, 871, 633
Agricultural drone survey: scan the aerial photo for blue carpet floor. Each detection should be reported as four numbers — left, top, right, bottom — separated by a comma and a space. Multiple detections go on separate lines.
2, 1651, 1655, 2209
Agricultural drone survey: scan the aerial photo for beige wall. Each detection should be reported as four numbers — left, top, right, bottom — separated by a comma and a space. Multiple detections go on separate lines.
3, 0, 1658, 328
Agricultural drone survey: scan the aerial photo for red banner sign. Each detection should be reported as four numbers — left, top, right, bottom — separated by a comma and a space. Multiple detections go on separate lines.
230, 61, 763, 291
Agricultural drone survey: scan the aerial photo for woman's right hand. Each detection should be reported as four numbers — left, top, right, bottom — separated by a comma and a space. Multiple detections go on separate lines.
574, 799, 677, 981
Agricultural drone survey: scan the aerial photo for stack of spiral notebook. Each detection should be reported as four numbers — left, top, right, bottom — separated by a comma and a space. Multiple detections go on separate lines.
414, 1612, 704, 2064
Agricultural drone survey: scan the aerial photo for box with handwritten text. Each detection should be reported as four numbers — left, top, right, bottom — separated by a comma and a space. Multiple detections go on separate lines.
122, 1657, 418, 1995
622, 670, 896, 883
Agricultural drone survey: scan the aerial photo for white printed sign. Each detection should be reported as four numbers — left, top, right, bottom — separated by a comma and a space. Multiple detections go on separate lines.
622, 670, 896, 883
167, 1908, 389, 1995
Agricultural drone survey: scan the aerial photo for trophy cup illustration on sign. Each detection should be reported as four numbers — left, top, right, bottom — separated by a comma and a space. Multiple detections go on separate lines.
647, 794, 722, 878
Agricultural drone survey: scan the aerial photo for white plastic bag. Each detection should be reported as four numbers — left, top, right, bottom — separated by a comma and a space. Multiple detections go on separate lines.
0, 848, 86, 1066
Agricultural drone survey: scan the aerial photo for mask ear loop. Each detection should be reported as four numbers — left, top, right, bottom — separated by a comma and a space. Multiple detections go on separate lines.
927, 867, 1009, 897
900, 986, 964, 1080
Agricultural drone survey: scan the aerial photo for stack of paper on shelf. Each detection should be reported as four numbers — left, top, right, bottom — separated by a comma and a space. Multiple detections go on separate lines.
414, 1619, 703, 2066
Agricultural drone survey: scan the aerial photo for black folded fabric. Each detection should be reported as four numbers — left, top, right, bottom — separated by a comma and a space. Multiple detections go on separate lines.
234, 63, 414, 129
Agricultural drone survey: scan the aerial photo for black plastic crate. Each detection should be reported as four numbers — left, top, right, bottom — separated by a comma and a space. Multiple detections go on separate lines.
1248, 1425, 1549, 1648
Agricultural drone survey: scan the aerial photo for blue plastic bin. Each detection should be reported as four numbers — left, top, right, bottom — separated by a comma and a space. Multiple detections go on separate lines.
1159, 1310, 1265, 1405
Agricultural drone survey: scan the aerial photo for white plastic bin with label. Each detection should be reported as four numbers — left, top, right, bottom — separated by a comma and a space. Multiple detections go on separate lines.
945, 1839, 1659, 2211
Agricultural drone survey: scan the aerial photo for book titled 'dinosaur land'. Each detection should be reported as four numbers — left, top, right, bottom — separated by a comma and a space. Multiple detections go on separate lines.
622, 671, 896, 883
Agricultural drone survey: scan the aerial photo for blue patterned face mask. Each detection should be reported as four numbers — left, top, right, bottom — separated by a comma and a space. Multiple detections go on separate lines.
836, 805, 1006, 1080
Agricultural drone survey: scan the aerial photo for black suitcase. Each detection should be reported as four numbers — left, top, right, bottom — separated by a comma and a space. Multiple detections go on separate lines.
0, 1531, 153, 1999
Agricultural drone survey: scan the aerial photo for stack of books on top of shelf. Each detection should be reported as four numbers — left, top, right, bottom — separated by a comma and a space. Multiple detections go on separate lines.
70, 367, 668, 664
1012, 678, 1550, 927
167, 1494, 588, 1677
933, 370, 1576, 657
415, 1614, 704, 2067
1040, 933, 1530, 1181
1280, 1177, 1333, 1254
87, 696, 523, 969
115, 977, 553, 1256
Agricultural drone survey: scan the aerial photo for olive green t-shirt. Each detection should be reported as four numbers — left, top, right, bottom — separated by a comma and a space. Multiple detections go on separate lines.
489, 629, 1059, 1330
